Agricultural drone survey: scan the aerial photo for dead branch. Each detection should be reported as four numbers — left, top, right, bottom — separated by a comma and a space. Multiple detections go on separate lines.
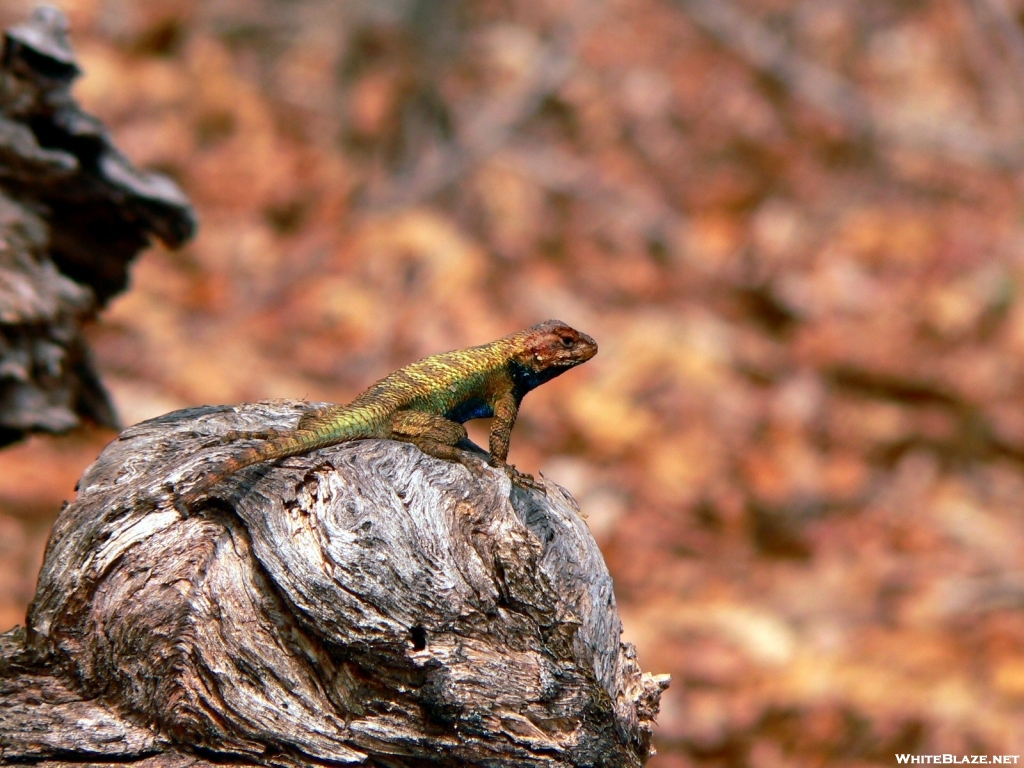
0, 7, 196, 446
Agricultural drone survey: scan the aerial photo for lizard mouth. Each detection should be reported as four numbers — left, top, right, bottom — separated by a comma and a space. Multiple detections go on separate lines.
574, 333, 598, 362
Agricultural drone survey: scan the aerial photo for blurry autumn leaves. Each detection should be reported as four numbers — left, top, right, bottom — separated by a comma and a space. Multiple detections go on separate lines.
4, 0, 1024, 762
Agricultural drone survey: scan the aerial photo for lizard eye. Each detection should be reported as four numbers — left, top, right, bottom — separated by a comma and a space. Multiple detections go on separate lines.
560, 335, 574, 348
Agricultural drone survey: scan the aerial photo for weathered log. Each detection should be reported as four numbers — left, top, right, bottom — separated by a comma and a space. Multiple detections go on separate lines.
0, 7, 197, 446
1, 400, 669, 766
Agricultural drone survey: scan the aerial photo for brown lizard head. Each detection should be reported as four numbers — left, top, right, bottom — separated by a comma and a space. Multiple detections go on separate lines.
508, 319, 598, 392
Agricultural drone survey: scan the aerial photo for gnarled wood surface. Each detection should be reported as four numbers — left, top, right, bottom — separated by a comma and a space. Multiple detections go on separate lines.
2, 400, 669, 767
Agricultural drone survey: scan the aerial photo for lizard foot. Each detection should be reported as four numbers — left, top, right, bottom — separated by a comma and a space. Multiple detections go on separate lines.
501, 463, 544, 491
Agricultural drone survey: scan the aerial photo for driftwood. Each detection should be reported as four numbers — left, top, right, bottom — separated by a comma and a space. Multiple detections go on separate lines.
0, 7, 196, 446
1, 400, 669, 766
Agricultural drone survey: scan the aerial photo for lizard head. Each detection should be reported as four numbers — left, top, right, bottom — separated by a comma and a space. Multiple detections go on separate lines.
509, 320, 598, 392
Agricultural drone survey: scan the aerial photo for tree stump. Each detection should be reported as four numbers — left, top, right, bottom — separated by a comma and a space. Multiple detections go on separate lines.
1, 400, 669, 767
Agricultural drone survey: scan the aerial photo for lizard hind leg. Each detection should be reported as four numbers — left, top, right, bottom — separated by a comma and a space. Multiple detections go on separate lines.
387, 410, 484, 473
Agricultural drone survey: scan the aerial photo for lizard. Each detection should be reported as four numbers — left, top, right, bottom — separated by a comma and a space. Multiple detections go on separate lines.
182, 320, 597, 503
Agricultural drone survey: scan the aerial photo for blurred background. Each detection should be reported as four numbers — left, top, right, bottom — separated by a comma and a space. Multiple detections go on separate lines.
2, 0, 1024, 762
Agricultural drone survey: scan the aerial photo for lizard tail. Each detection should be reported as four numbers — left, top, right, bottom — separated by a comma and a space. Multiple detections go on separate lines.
178, 433, 327, 508
180, 408, 385, 507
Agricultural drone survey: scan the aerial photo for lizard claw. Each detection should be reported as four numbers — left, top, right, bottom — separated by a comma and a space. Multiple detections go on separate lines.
502, 463, 544, 491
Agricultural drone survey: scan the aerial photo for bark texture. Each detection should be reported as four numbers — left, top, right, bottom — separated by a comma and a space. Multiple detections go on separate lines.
0, 6, 196, 446
2, 399, 669, 767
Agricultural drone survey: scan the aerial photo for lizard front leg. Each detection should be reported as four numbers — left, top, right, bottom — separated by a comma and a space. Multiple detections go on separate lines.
489, 394, 541, 490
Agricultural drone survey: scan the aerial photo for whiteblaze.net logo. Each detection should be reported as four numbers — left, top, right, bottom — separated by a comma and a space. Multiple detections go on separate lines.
896, 757, 1020, 765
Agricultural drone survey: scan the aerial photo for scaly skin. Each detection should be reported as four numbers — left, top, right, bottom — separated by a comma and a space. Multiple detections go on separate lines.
184, 320, 597, 502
